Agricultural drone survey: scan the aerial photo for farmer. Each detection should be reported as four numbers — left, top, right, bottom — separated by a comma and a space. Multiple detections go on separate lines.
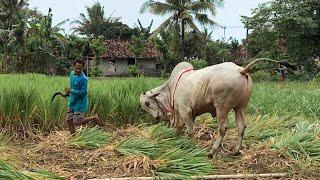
279, 64, 286, 82
66, 59, 102, 134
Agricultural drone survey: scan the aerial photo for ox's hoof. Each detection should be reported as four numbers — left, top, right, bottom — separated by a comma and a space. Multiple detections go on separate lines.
187, 133, 194, 138
207, 149, 217, 158
175, 130, 183, 136
229, 151, 242, 157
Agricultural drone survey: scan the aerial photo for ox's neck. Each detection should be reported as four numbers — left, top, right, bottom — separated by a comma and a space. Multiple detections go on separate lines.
153, 81, 174, 113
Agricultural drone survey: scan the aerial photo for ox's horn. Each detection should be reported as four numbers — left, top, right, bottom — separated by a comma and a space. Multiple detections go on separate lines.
152, 93, 160, 97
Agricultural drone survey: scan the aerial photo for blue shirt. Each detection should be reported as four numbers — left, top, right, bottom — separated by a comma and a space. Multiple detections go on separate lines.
67, 71, 88, 113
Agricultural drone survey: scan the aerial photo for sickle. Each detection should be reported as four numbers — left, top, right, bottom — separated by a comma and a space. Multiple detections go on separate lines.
51, 92, 70, 102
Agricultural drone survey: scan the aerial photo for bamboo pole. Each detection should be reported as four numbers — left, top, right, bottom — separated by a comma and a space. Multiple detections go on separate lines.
90, 173, 287, 180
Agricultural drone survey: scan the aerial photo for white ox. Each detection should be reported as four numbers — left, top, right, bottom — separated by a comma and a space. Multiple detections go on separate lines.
140, 59, 265, 157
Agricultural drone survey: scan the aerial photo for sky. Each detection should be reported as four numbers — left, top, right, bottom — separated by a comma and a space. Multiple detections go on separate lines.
28, 0, 271, 41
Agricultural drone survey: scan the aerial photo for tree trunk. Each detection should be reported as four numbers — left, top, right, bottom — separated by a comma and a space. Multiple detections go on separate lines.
164, 59, 167, 74
181, 19, 185, 61
2, 51, 8, 74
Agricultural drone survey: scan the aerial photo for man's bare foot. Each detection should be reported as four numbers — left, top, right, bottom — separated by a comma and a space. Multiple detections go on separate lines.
94, 114, 103, 126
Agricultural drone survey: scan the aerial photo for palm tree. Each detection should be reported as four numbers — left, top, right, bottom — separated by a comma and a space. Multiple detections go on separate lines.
0, 0, 28, 73
72, 2, 120, 38
134, 19, 153, 36
0, 0, 28, 29
26, 8, 68, 73
140, 0, 223, 59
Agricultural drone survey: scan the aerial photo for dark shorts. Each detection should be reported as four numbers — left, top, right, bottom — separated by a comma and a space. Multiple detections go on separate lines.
66, 108, 84, 125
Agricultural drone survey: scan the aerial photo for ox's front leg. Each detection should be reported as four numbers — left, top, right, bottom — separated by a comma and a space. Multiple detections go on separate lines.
174, 108, 194, 137
175, 120, 184, 135
179, 109, 194, 137
208, 108, 229, 157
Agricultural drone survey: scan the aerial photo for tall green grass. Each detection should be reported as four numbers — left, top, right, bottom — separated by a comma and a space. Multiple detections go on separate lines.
245, 114, 296, 141
1, 74, 320, 132
248, 81, 320, 117
0, 74, 164, 131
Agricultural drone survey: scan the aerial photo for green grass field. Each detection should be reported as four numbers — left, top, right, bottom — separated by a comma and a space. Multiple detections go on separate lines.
0, 74, 319, 179
0, 74, 165, 131
1, 74, 319, 130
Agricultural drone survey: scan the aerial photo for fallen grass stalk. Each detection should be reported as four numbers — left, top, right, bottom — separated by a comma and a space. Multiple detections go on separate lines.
142, 123, 196, 150
115, 137, 161, 158
153, 148, 212, 179
67, 126, 112, 149
0, 160, 64, 180
115, 124, 213, 179
271, 121, 320, 162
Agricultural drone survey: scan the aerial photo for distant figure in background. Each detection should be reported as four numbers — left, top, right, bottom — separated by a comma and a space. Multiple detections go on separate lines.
66, 59, 102, 135
279, 64, 286, 82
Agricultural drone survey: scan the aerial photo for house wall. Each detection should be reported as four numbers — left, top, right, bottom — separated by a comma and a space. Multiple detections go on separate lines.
137, 58, 160, 76
115, 60, 128, 74
90, 60, 109, 76
91, 58, 158, 77
91, 59, 129, 76
137, 58, 156, 70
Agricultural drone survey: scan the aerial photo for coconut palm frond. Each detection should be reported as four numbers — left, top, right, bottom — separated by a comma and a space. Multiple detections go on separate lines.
140, 0, 174, 15
148, 15, 175, 40
195, 13, 216, 27
191, 1, 216, 15
212, 0, 224, 8
184, 17, 201, 33
52, 19, 69, 32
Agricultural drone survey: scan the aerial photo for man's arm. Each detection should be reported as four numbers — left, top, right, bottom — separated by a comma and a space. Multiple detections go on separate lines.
71, 78, 88, 96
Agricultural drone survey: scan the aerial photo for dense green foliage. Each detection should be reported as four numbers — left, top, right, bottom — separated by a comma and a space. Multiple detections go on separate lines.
242, 0, 320, 70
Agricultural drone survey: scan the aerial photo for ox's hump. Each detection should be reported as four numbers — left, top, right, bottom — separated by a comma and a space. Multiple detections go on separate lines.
170, 62, 193, 78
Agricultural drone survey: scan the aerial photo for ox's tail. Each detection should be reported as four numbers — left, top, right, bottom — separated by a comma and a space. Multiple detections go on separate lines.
240, 58, 279, 75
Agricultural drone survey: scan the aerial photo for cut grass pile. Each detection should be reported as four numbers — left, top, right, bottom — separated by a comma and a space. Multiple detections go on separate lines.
67, 126, 112, 149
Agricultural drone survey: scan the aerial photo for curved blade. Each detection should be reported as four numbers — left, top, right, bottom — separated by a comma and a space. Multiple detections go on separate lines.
51, 92, 64, 102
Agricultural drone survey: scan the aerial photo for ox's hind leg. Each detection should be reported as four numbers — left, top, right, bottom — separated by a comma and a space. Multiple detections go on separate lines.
233, 107, 247, 156
208, 108, 229, 157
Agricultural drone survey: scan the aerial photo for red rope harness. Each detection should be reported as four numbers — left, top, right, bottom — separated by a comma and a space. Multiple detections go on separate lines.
170, 68, 194, 127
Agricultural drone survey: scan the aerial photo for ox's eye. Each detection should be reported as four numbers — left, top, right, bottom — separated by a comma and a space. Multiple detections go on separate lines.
145, 101, 150, 107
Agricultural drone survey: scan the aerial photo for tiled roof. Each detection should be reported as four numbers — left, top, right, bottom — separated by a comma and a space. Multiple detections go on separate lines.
101, 39, 162, 59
